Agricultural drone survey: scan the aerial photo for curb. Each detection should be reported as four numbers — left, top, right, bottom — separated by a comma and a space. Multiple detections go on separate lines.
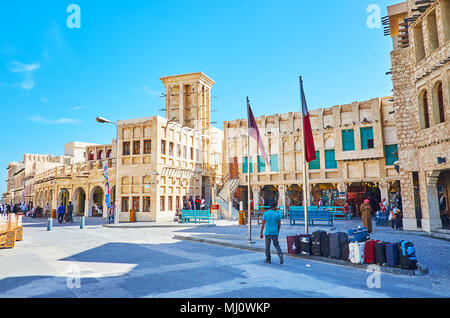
103, 223, 217, 229
173, 234, 428, 277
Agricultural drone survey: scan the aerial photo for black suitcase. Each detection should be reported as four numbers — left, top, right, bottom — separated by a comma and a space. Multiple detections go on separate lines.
375, 241, 387, 265
341, 243, 350, 261
311, 230, 327, 256
329, 232, 342, 259
298, 234, 312, 256
321, 232, 330, 257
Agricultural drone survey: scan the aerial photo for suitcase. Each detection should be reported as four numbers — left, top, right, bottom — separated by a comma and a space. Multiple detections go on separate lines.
341, 243, 350, 261
398, 240, 418, 270
329, 232, 347, 259
375, 241, 387, 265
349, 241, 365, 264
385, 242, 400, 267
321, 232, 330, 257
364, 239, 378, 264
298, 234, 312, 256
347, 226, 370, 242
311, 230, 327, 256
286, 235, 301, 255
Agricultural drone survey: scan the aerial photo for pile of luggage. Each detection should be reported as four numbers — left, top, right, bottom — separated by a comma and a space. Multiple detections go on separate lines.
286, 225, 418, 270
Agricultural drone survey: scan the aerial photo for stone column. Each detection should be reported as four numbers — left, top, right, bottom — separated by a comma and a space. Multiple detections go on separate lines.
422, 171, 442, 233
278, 184, 287, 214
379, 181, 389, 203
179, 83, 184, 126
252, 186, 260, 210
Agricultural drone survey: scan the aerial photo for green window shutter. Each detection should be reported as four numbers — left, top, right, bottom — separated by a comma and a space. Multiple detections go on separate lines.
270, 154, 279, 172
360, 127, 374, 150
342, 129, 355, 151
325, 150, 337, 169
243, 156, 253, 173
257, 155, 266, 172
385, 144, 398, 166
308, 151, 320, 170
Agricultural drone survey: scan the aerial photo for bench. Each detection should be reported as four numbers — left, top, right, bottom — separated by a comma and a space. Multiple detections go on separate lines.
321, 206, 352, 220
181, 210, 214, 224
288, 206, 333, 227
375, 211, 389, 226
258, 206, 286, 218
0, 214, 23, 248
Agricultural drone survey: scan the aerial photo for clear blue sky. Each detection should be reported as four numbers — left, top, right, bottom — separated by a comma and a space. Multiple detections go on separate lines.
0, 0, 400, 194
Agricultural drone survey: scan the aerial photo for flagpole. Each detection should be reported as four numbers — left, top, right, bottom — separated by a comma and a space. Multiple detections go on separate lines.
247, 97, 253, 243
300, 77, 309, 235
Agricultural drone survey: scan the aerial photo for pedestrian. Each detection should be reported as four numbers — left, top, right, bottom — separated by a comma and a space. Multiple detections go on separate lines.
57, 203, 65, 224
318, 198, 323, 208
200, 198, 206, 210
259, 201, 284, 264
360, 198, 373, 233
189, 196, 195, 211
195, 196, 201, 210
109, 203, 115, 224
389, 205, 395, 229
45, 203, 50, 218
67, 201, 74, 223
379, 198, 387, 212
393, 206, 403, 230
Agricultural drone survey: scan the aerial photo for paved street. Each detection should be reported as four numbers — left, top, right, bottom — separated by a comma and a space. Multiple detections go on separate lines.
0, 217, 449, 298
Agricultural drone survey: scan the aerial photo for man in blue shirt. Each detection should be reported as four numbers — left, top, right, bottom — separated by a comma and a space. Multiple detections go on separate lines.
57, 203, 65, 224
260, 201, 283, 264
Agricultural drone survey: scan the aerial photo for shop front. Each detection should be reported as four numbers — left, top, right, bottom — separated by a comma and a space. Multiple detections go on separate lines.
347, 182, 381, 216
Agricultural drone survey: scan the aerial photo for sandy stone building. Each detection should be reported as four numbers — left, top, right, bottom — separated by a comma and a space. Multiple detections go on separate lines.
23, 72, 225, 222
224, 97, 401, 216
387, 0, 450, 233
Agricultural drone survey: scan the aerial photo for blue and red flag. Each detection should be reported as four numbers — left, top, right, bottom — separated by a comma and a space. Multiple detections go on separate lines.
300, 77, 316, 163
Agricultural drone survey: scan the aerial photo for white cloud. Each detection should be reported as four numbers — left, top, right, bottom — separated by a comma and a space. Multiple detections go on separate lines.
7, 61, 40, 90
70, 106, 84, 111
28, 116, 82, 125
9, 61, 40, 73
41, 97, 49, 103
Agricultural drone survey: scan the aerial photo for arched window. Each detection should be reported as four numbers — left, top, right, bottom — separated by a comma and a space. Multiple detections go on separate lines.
437, 82, 445, 123
419, 90, 430, 129
97, 150, 104, 160
88, 151, 95, 161
106, 149, 112, 159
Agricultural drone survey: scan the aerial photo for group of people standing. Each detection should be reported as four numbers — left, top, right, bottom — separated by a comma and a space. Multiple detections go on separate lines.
56, 202, 74, 224
183, 196, 206, 210
359, 197, 403, 233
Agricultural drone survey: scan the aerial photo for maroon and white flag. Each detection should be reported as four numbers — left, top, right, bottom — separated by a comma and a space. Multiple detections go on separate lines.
300, 77, 316, 163
247, 97, 269, 164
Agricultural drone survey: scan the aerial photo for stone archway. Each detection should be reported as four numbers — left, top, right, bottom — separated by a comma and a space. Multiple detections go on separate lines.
73, 187, 87, 216
90, 186, 104, 217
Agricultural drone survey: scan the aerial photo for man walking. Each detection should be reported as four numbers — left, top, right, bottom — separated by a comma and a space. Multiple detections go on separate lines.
260, 201, 284, 264
57, 203, 65, 224
67, 201, 74, 223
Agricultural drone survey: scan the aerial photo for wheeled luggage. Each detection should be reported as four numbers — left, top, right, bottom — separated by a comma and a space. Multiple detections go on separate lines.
347, 226, 370, 242
385, 242, 400, 267
298, 234, 312, 256
375, 241, 387, 265
341, 242, 350, 261
364, 239, 378, 264
321, 232, 330, 257
311, 230, 327, 256
329, 232, 348, 259
398, 240, 418, 270
286, 235, 301, 255
349, 241, 365, 264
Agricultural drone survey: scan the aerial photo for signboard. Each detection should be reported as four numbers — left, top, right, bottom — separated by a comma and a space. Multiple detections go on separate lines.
339, 192, 347, 199
103, 161, 111, 209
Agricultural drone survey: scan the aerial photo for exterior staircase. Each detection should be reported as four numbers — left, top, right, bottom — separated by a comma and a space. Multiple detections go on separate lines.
215, 176, 240, 220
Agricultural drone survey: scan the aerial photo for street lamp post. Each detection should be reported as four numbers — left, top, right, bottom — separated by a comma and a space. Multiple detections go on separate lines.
96, 117, 120, 226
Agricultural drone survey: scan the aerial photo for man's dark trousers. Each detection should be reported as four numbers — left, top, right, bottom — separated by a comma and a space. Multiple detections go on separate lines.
265, 235, 283, 262
58, 213, 64, 224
